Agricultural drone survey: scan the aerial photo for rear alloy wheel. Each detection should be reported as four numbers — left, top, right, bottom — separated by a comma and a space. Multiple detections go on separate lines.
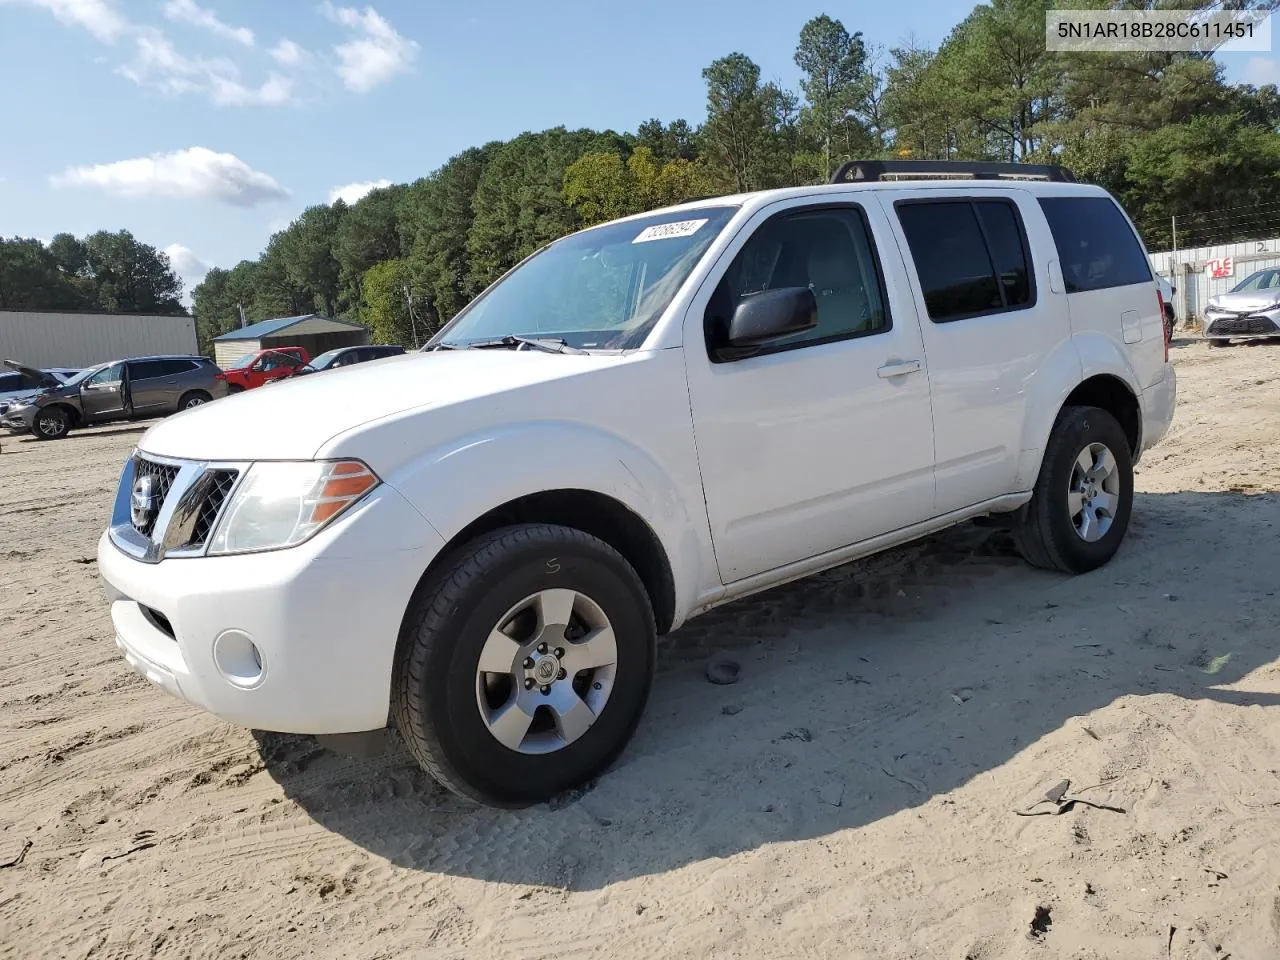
1014, 405, 1134, 574
33, 407, 71, 441
393, 523, 656, 807
178, 391, 211, 410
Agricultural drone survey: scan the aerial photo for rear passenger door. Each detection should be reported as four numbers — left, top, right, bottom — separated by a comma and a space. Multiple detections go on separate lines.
127, 359, 176, 413
885, 191, 1072, 514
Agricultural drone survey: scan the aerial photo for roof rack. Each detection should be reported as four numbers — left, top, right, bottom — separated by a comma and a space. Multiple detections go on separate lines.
830, 160, 1076, 184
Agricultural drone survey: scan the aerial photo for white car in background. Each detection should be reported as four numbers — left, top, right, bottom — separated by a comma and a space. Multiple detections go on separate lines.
98, 160, 1176, 808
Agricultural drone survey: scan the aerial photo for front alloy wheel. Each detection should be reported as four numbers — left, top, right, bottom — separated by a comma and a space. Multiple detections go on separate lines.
475, 589, 618, 754
393, 523, 656, 807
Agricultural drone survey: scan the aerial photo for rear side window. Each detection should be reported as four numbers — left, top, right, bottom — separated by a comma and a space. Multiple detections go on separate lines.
128, 360, 166, 380
157, 359, 197, 376
896, 199, 1034, 323
1038, 196, 1151, 293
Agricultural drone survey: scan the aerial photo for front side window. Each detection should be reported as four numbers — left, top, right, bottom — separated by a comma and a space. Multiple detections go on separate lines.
433, 206, 739, 351
228, 352, 257, 370
86, 363, 124, 386
705, 205, 889, 354
896, 199, 1035, 323
1038, 195, 1151, 293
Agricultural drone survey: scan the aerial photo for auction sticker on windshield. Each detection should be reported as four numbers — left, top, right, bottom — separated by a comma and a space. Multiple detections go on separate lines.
633, 219, 709, 243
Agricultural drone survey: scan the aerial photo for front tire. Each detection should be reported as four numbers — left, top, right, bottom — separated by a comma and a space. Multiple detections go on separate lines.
393, 523, 656, 807
32, 407, 71, 441
1014, 406, 1134, 574
1209, 338, 1231, 348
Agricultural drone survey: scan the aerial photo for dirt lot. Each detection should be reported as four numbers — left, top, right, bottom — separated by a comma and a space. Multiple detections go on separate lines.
3, 338, 1280, 960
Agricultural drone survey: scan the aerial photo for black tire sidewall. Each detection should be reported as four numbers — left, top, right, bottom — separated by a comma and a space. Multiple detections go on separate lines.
179, 392, 209, 410
1041, 408, 1134, 570
408, 530, 655, 805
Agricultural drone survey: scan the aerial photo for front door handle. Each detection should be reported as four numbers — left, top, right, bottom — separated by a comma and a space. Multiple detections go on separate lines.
877, 359, 923, 379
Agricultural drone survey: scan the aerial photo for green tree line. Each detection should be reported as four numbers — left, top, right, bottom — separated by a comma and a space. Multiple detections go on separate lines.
0, 231, 184, 315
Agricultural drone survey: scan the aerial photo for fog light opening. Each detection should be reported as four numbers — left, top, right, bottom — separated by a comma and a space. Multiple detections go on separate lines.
213, 629, 266, 689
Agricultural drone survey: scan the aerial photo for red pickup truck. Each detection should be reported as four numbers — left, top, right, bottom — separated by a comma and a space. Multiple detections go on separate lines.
215, 346, 310, 393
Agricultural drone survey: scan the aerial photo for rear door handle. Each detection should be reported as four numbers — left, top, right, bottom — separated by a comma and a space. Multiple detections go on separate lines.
877, 359, 923, 379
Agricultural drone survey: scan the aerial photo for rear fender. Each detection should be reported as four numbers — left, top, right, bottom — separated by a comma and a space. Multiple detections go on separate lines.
1014, 332, 1141, 489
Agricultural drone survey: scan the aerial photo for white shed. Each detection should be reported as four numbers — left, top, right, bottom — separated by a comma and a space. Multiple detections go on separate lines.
212, 314, 369, 368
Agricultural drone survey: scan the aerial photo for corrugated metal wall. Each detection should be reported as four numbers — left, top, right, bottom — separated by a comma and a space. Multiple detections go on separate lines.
213, 340, 258, 368
0, 311, 198, 368
1149, 237, 1280, 324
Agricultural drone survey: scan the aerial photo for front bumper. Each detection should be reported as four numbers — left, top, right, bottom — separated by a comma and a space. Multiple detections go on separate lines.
2, 405, 36, 433
1202, 308, 1280, 339
97, 479, 445, 735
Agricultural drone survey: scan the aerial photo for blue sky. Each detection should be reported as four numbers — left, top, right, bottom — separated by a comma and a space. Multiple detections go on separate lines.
1, 0, 1276, 304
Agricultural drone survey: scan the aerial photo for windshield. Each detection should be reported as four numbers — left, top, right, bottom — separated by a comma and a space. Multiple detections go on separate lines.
430, 206, 739, 350
228, 352, 259, 369
1230, 269, 1280, 293
60, 365, 105, 388
308, 349, 344, 369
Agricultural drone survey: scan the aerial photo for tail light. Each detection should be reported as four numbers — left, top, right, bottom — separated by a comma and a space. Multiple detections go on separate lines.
1157, 289, 1169, 362
214, 372, 226, 381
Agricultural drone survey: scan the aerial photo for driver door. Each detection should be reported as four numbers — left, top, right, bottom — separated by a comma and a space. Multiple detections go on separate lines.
682, 199, 936, 584
80, 362, 128, 422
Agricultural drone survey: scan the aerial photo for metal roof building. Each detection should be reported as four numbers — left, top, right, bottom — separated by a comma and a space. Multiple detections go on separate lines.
212, 314, 369, 368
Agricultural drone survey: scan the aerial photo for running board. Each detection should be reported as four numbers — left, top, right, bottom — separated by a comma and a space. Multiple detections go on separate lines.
690, 492, 1032, 617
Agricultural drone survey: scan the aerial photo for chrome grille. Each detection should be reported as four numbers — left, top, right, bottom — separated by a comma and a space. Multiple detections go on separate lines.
190, 469, 238, 548
131, 457, 180, 536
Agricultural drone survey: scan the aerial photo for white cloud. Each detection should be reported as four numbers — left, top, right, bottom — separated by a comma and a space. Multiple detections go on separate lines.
164, 243, 210, 304
328, 178, 391, 205
0, 0, 127, 42
320, 2, 418, 93
1241, 56, 1280, 87
162, 0, 253, 46
52, 147, 290, 207
118, 28, 295, 106
269, 38, 307, 65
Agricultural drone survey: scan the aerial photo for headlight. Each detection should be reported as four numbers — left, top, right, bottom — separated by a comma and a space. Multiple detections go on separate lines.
207, 459, 379, 556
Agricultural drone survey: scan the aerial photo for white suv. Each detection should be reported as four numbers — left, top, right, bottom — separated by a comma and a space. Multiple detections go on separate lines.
98, 161, 1176, 807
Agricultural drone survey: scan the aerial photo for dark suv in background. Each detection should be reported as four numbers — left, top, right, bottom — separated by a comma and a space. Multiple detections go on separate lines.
293, 344, 405, 376
2, 355, 225, 440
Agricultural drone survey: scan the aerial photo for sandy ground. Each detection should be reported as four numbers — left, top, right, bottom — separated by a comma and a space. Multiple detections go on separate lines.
2, 338, 1280, 960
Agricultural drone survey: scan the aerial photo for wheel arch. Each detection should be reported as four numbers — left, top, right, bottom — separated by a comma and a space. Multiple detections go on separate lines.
39, 402, 81, 427
407, 489, 678, 638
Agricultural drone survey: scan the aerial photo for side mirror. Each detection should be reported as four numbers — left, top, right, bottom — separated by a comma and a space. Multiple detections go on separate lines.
727, 286, 818, 348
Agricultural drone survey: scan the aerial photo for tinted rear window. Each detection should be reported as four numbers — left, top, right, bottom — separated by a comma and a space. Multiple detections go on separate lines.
1038, 196, 1151, 293
897, 202, 1003, 320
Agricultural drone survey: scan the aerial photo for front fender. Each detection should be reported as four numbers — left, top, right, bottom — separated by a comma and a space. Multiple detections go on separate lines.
385, 420, 707, 629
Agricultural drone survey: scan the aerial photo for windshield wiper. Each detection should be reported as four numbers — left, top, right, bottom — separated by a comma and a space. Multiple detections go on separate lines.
463, 336, 585, 355
425, 341, 466, 351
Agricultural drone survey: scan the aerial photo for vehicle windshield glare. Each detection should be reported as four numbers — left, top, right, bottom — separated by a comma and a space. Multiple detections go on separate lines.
1230, 268, 1280, 294
309, 348, 344, 369
60, 365, 106, 388
429, 206, 739, 351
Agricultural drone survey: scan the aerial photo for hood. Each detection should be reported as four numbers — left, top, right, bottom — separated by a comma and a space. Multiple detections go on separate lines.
1210, 290, 1280, 312
3, 359, 62, 389
138, 348, 633, 461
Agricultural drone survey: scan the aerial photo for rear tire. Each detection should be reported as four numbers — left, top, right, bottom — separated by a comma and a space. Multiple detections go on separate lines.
1209, 338, 1231, 348
392, 523, 656, 807
32, 407, 71, 441
1013, 406, 1133, 574
178, 390, 211, 410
